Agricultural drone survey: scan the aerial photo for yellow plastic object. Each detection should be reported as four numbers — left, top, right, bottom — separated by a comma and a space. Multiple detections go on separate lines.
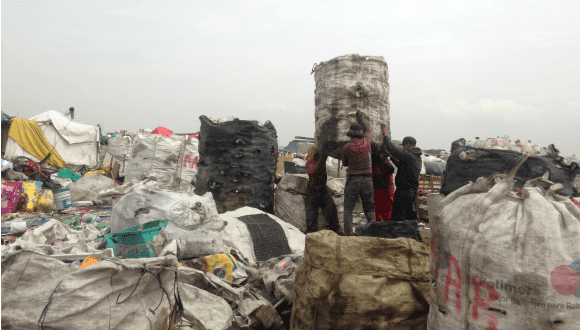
189, 253, 241, 283
35, 189, 54, 212
8, 118, 68, 169
21, 181, 42, 212
80, 255, 100, 268
83, 170, 107, 176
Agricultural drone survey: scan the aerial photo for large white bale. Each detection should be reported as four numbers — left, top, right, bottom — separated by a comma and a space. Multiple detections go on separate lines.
313, 54, 390, 154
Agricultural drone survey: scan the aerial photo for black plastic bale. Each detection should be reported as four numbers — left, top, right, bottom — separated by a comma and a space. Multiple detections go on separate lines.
195, 116, 278, 213
441, 138, 580, 197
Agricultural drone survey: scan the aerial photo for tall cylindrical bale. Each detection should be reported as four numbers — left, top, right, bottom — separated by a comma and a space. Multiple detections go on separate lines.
313, 54, 390, 156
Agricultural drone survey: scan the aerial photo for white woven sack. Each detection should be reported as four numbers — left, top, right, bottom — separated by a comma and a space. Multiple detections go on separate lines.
429, 156, 580, 329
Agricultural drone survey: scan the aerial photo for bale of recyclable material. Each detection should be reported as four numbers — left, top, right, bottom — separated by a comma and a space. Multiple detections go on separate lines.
124, 133, 199, 192
291, 230, 431, 330
441, 139, 580, 197
195, 115, 278, 213
313, 54, 390, 156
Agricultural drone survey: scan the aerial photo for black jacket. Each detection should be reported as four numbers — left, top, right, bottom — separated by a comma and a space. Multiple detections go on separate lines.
383, 136, 422, 189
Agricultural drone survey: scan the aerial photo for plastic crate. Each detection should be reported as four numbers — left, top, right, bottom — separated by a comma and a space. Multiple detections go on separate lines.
105, 220, 168, 258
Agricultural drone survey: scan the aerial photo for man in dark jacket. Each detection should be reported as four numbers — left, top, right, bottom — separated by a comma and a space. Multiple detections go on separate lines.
304, 146, 342, 235
342, 111, 376, 235
380, 123, 422, 221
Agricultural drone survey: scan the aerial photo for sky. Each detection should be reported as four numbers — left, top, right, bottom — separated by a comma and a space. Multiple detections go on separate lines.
2, 0, 579, 156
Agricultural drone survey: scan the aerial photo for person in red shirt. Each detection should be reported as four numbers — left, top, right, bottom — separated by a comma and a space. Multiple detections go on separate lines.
371, 146, 395, 221
305, 146, 342, 235
341, 111, 376, 235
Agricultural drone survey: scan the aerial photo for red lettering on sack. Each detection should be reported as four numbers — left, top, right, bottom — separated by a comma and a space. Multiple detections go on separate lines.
183, 155, 199, 169
444, 253, 462, 316
471, 274, 499, 330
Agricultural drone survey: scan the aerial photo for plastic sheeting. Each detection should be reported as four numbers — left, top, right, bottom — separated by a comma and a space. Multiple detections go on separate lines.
313, 54, 390, 154
7, 118, 68, 168
124, 133, 199, 192
30, 110, 99, 144
4, 111, 99, 168
151, 126, 174, 137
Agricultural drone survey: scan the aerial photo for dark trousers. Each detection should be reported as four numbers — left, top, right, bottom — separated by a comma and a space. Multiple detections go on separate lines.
305, 186, 339, 234
391, 187, 418, 222
344, 175, 375, 235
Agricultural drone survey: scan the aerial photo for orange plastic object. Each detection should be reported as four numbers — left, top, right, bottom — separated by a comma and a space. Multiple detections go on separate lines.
80, 255, 100, 268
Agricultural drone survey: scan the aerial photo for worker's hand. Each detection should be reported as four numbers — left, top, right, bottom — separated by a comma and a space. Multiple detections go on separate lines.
380, 124, 388, 137
356, 111, 371, 132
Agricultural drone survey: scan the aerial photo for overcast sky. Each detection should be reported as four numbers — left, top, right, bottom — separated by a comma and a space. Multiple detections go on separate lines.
2, 0, 579, 156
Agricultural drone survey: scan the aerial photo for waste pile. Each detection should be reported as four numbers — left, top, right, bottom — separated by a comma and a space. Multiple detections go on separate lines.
3, 106, 579, 329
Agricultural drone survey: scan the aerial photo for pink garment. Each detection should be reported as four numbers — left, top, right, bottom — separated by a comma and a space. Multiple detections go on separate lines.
347, 132, 371, 153
1, 182, 24, 214
306, 159, 316, 174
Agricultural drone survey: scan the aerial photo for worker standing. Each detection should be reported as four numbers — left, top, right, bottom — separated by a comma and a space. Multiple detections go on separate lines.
304, 146, 342, 235
371, 145, 395, 221
380, 123, 422, 221
342, 111, 376, 235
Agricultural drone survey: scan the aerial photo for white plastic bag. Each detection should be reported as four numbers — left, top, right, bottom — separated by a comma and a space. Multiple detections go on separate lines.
110, 185, 224, 259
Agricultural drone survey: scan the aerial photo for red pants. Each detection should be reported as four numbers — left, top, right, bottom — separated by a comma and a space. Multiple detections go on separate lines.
374, 187, 395, 221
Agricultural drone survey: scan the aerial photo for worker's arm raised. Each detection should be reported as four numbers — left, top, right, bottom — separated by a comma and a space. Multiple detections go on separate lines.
381, 123, 405, 160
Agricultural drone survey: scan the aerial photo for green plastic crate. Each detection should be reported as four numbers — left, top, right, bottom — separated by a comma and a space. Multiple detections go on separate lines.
105, 220, 168, 259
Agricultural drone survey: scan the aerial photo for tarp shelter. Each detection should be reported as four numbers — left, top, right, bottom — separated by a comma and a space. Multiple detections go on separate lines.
151, 126, 174, 137
4, 110, 100, 170
284, 140, 301, 153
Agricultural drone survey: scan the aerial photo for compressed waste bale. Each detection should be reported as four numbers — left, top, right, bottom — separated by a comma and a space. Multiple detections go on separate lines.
441, 139, 580, 197
110, 185, 224, 259
429, 157, 580, 329
195, 115, 278, 213
106, 137, 133, 173
313, 54, 390, 155
425, 161, 446, 177
291, 230, 431, 330
274, 173, 345, 232
124, 133, 199, 192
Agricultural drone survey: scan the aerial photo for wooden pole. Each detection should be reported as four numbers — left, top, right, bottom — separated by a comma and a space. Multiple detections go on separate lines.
294, 136, 315, 141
